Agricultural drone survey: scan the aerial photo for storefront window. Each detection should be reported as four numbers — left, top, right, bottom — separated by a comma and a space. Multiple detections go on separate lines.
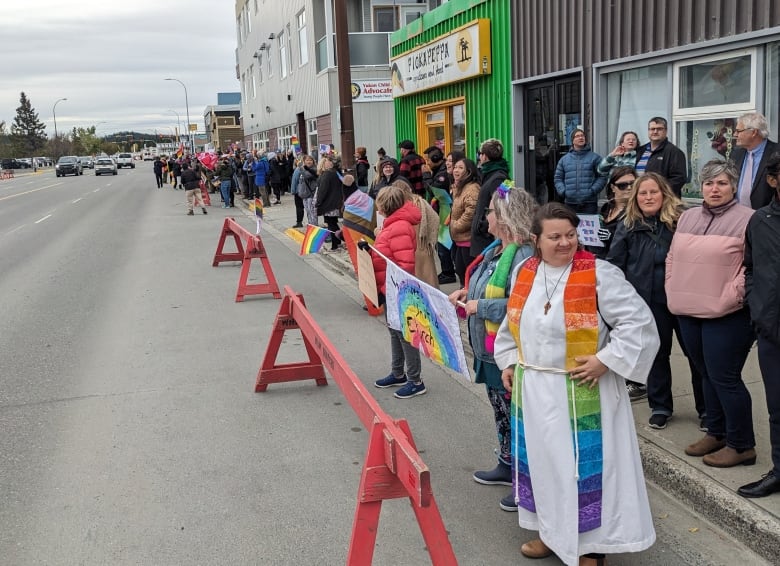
766, 41, 780, 141
605, 64, 668, 147
676, 116, 739, 199
678, 53, 753, 109
417, 98, 466, 156
451, 104, 465, 153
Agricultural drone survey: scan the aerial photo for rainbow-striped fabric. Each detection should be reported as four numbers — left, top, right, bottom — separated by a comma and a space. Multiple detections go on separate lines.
300, 224, 330, 255
505, 250, 603, 533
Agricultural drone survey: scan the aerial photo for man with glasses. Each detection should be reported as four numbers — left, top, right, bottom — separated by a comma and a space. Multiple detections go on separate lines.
635, 117, 688, 196
730, 112, 779, 210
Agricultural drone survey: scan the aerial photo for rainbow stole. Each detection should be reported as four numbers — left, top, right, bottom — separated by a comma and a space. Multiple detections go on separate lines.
505, 250, 603, 533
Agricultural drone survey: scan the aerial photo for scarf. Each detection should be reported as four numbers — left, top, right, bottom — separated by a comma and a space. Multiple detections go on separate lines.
505, 250, 603, 533
482, 242, 518, 353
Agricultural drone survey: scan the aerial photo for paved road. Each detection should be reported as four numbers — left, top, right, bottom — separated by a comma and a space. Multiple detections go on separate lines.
0, 167, 770, 565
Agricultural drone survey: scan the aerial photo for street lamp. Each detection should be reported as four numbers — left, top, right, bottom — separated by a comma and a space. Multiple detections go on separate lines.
52, 97, 67, 139
166, 109, 181, 144
164, 78, 193, 154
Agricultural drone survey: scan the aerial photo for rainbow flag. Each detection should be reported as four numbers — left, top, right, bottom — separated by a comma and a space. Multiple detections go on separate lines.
291, 135, 301, 154
251, 198, 264, 233
300, 224, 330, 255
176, 143, 184, 158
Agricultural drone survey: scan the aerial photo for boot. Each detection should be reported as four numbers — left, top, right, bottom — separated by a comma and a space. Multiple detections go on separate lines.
520, 539, 553, 559
202, 208, 208, 215
473, 459, 511, 486
685, 434, 726, 457
703, 446, 757, 468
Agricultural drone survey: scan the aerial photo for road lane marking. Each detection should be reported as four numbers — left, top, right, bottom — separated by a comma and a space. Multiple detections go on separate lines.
72, 198, 82, 203
35, 214, 52, 224
93, 188, 101, 193
0, 182, 64, 201
4, 224, 27, 236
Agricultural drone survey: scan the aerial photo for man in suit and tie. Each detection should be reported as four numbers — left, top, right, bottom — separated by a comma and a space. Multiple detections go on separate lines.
730, 112, 779, 209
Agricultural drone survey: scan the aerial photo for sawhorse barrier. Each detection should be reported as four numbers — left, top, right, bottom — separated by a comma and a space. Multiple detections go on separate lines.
1, 168, 14, 180
212, 217, 281, 302
255, 286, 457, 565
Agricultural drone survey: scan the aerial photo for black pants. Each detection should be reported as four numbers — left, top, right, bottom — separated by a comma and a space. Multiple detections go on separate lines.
271, 182, 283, 202
452, 245, 473, 287
324, 216, 340, 250
154, 172, 163, 188
437, 242, 455, 277
293, 195, 304, 224
757, 336, 780, 474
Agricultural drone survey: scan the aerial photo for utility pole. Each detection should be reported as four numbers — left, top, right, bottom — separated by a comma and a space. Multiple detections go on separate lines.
334, 0, 355, 172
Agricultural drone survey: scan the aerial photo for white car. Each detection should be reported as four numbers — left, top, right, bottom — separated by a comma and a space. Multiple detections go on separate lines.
95, 157, 117, 176
116, 153, 135, 169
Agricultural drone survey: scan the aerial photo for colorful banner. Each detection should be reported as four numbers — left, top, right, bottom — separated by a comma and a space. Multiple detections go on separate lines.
385, 259, 470, 381
351, 79, 393, 102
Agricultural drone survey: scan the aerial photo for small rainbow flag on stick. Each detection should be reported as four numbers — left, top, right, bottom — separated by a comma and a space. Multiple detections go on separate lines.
300, 224, 330, 255
291, 135, 301, 154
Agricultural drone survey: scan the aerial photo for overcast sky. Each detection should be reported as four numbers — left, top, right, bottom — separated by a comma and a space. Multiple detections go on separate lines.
0, 1, 239, 139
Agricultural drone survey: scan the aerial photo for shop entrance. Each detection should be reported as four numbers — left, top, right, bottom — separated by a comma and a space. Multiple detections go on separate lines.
416, 97, 466, 157
524, 77, 581, 203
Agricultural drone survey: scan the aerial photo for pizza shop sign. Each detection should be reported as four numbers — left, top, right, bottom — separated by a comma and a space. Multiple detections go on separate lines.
390, 19, 492, 98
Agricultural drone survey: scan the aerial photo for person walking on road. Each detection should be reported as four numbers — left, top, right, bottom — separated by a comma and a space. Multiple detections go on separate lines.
181, 162, 207, 215
494, 202, 659, 566
740, 154, 780, 498
153, 156, 164, 188
448, 184, 536, 513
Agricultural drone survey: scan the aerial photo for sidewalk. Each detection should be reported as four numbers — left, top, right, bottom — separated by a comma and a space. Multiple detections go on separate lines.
238, 193, 780, 562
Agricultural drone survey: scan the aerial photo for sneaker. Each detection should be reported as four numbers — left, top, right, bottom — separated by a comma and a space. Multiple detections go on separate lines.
292, 222, 303, 228
438, 273, 457, 284
394, 381, 427, 399
649, 414, 671, 429
626, 383, 647, 402
473, 461, 512, 486
202, 208, 208, 215
187, 211, 194, 216
374, 373, 407, 388
499, 492, 518, 512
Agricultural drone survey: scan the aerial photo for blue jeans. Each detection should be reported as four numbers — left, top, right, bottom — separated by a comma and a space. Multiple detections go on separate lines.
677, 309, 755, 450
757, 336, 780, 474
219, 180, 232, 206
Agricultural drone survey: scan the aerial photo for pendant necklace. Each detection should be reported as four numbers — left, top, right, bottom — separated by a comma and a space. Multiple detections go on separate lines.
543, 261, 573, 315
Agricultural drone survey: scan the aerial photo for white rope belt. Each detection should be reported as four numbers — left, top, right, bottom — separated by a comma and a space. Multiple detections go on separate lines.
516, 359, 569, 375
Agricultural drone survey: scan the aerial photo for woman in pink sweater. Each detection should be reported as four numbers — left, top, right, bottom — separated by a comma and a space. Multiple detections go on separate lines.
666, 159, 756, 468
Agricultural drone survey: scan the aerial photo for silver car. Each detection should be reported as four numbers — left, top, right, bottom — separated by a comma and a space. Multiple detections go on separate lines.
95, 157, 117, 176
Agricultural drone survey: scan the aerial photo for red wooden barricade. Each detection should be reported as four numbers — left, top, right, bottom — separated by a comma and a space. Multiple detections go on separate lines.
256, 286, 457, 565
212, 217, 281, 301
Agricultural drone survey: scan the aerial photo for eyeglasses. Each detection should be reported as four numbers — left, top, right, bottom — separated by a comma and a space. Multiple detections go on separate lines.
734, 128, 754, 135
485, 207, 494, 214
648, 127, 666, 132
613, 182, 634, 190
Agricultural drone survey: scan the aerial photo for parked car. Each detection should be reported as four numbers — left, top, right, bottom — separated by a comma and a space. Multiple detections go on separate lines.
116, 153, 135, 169
94, 157, 117, 176
16, 158, 33, 168
79, 156, 94, 169
1, 158, 20, 169
55, 156, 83, 177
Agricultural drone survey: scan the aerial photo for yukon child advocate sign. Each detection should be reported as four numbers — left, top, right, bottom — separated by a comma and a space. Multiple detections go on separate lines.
390, 19, 492, 98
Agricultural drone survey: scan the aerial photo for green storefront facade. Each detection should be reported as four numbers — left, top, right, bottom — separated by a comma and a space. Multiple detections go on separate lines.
390, 0, 512, 171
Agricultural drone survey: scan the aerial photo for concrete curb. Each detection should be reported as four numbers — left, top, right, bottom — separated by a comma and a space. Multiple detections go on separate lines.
639, 433, 780, 562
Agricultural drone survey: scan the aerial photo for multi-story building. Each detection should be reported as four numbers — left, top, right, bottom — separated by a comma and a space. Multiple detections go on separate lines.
234, 0, 447, 167
204, 92, 244, 153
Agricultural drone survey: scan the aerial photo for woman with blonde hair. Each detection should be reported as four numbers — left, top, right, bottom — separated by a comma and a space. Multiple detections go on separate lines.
607, 173, 700, 429
390, 180, 440, 289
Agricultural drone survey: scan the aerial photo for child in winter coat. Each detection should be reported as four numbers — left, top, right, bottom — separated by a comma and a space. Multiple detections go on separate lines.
360, 185, 427, 399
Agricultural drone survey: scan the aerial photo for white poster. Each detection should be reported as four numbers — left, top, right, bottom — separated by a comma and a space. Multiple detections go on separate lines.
385, 259, 470, 381
577, 214, 604, 248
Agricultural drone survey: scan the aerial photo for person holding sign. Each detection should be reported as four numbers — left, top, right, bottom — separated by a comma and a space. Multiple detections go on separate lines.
359, 185, 427, 399
448, 183, 536, 512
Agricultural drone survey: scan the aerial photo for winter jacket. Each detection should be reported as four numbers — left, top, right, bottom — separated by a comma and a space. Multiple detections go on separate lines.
268, 157, 285, 185
607, 215, 675, 306
450, 181, 480, 244
153, 159, 163, 175
371, 201, 421, 295
635, 139, 688, 196
466, 243, 534, 365
554, 145, 606, 206
355, 158, 370, 187
471, 159, 509, 256
316, 169, 344, 216
369, 158, 410, 199
594, 202, 626, 258
597, 151, 637, 177
399, 151, 426, 195
252, 158, 270, 186
665, 198, 754, 318
180, 168, 200, 190
744, 197, 780, 345
298, 166, 318, 199
216, 162, 233, 181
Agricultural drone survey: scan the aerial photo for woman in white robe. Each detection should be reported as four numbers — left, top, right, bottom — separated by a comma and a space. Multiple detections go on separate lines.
494, 202, 660, 566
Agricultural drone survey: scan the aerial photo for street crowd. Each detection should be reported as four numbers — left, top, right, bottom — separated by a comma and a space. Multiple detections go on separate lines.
155, 112, 780, 566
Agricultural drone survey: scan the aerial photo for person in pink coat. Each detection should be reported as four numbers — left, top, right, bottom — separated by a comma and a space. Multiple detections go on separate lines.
359, 185, 427, 399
